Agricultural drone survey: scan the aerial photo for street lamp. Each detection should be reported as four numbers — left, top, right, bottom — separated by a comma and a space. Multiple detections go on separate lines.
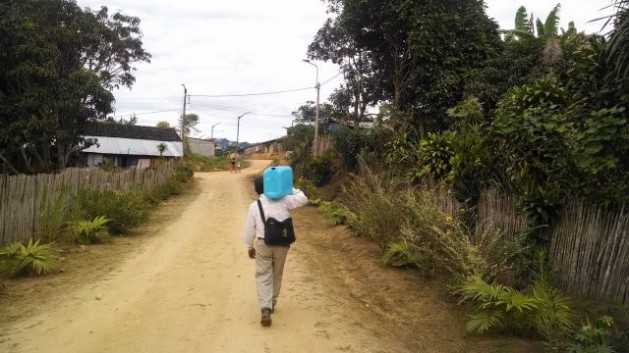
211, 122, 220, 139
303, 59, 320, 156
236, 112, 251, 157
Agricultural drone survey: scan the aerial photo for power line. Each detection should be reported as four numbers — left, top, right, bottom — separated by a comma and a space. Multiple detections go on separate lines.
189, 86, 312, 98
114, 109, 180, 119
321, 72, 342, 86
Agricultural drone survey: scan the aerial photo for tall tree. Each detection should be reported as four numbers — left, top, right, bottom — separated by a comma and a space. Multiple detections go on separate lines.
0, 0, 150, 174
310, 0, 501, 132
179, 113, 199, 135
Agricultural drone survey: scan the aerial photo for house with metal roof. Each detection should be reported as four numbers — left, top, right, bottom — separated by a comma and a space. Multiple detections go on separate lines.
80, 123, 183, 168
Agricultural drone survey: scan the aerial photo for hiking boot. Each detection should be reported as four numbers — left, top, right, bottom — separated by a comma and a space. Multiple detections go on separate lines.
260, 308, 272, 326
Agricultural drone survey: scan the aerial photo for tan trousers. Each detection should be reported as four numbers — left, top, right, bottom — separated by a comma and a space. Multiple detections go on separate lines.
254, 239, 289, 310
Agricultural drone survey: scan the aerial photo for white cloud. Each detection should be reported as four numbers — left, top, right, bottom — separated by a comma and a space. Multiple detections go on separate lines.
77, 0, 617, 143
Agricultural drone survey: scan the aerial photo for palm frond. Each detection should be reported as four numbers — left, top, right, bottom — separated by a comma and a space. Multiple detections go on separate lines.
466, 310, 505, 333
515, 6, 529, 32
544, 3, 561, 38
536, 18, 546, 38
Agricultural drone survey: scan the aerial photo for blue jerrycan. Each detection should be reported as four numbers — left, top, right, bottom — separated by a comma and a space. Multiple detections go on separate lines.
263, 166, 293, 199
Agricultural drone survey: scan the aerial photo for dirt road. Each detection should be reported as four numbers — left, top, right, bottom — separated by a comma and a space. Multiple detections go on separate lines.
0, 160, 398, 353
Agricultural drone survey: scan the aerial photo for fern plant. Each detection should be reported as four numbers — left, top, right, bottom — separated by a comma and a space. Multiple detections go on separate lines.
569, 316, 617, 353
381, 241, 414, 267
0, 240, 59, 276
457, 275, 540, 334
319, 201, 355, 226
457, 274, 574, 339
66, 216, 111, 244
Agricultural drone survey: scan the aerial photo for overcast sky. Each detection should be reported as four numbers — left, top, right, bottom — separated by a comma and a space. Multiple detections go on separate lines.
75, 0, 615, 143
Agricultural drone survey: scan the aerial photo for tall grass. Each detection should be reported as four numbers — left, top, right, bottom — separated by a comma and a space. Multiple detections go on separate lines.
37, 186, 70, 243
340, 164, 527, 281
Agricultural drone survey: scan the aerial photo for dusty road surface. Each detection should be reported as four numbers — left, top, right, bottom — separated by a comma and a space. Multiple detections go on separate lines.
0, 160, 401, 353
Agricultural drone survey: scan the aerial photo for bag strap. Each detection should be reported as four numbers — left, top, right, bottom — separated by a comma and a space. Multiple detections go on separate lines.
256, 199, 266, 222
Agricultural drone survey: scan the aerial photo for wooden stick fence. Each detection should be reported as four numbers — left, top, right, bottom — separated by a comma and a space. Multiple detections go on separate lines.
0, 161, 178, 245
549, 202, 629, 304
474, 189, 530, 243
475, 191, 628, 304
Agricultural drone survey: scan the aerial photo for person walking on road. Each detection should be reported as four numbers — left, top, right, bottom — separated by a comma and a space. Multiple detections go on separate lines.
229, 152, 237, 174
243, 176, 308, 326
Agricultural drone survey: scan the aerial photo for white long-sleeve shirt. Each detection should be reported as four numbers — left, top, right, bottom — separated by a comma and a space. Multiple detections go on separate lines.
243, 188, 308, 249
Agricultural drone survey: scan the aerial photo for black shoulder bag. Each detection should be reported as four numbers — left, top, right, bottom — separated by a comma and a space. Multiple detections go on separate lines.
257, 200, 296, 246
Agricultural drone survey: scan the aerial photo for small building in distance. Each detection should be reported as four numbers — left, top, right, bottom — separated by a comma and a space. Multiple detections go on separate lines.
187, 137, 217, 157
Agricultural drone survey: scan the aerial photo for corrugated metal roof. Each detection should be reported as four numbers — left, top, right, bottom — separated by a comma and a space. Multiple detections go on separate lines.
82, 136, 183, 157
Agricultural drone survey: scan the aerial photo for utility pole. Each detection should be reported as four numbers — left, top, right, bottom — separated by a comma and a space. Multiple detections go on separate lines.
303, 59, 320, 156
181, 84, 187, 155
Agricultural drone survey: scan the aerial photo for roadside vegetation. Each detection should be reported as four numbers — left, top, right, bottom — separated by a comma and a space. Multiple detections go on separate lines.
2, 0, 629, 350
290, 1, 629, 351
185, 153, 249, 172
0, 163, 194, 278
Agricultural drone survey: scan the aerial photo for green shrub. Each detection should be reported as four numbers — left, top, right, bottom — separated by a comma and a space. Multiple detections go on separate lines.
307, 151, 336, 186
76, 189, 149, 234
0, 240, 59, 277
319, 201, 354, 226
568, 316, 618, 353
66, 216, 110, 244
294, 178, 318, 200
175, 165, 194, 181
414, 131, 456, 181
381, 241, 414, 267
37, 186, 70, 243
333, 128, 390, 172
340, 172, 406, 248
456, 275, 573, 339
185, 154, 230, 172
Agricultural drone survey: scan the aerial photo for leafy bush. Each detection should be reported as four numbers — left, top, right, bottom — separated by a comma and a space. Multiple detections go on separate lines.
333, 128, 390, 172
319, 201, 354, 226
76, 189, 149, 234
306, 151, 336, 186
568, 316, 618, 353
0, 240, 59, 276
294, 177, 318, 200
66, 216, 110, 244
414, 131, 456, 181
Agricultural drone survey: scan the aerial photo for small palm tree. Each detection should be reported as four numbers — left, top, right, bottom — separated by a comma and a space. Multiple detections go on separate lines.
0, 240, 59, 276
66, 216, 111, 244
157, 143, 167, 157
